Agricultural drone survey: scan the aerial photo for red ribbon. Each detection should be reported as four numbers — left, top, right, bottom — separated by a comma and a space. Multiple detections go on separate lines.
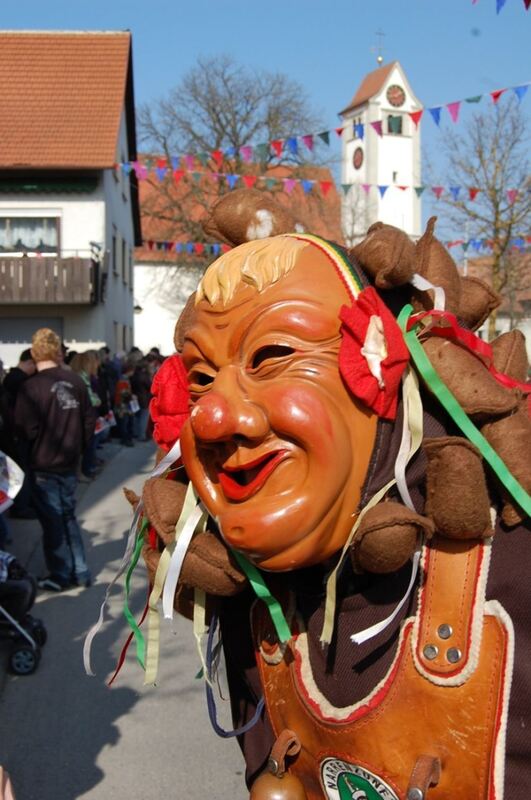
408, 310, 530, 394
108, 592, 150, 687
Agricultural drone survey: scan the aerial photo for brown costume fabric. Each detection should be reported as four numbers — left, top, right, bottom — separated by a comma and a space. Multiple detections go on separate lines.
351, 501, 434, 573
422, 337, 521, 419
457, 275, 501, 331
349, 222, 416, 289
412, 217, 462, 314
481, 400, 531, 527
424, 437, 493, 539
142, 477, 189, 545
490, 329, 528, 382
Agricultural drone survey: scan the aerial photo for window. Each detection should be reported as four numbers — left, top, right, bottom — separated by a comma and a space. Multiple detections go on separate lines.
128, 247, 133, 289
112, 228, 118, 274
122, 238, 127, 284
0, 217, 59, 254
387, 115, 403, 135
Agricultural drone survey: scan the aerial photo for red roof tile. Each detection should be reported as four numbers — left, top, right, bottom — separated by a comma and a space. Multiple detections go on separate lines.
340, 62, 396, 115
0, 31, 131, 169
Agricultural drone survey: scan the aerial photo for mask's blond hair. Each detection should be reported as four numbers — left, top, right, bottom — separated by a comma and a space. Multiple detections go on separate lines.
196, 236, 308, 307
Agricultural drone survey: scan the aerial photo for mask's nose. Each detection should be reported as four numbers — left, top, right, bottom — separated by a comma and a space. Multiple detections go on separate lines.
190, 371, 268, 443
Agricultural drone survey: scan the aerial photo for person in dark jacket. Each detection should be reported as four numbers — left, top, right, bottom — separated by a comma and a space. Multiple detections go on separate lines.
15, 328, 94, 591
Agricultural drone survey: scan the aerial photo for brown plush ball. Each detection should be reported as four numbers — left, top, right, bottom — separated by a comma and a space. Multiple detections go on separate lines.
412, 217, 462, 314
350, 221, 416, 289
457, 276, 500, 331
351, 501, 434, 574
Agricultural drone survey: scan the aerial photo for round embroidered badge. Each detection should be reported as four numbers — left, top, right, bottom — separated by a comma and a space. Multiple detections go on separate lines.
321, 758, 399, 800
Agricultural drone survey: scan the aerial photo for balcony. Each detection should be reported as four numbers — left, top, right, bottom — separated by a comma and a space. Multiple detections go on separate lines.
0, 255, 99, 305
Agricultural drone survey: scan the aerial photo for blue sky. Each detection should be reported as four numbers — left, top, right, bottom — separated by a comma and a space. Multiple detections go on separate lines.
3, 0, 530, 233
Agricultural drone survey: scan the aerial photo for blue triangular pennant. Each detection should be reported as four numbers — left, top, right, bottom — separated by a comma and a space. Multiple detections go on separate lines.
428, 107, 442, 126
354, 123, 365, 140
513, 85, 529, 103
496, 0, 507, 13
186, 243, 194, 254
378, 185, 389, 198
286, 137, 298, 155
226, 174, 239, 189
121, 163, 132, 175
155, 167, 167, 181
301, 180, 314, 194
171, 156, 180, 171
224, 146, 237, 158
212, 243, 221, 256
449, 186, 461, 201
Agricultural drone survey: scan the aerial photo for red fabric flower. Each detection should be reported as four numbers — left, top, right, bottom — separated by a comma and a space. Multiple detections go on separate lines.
149, 354, 190, 451
338, 287, 409, 420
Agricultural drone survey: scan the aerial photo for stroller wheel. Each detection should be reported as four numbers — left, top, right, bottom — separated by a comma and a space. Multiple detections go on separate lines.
9, 644, 41, 675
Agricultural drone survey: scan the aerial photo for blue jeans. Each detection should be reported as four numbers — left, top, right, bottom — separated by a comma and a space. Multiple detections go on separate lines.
31, 471, 90, 586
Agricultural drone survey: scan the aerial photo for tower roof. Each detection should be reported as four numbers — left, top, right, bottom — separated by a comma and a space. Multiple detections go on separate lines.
340, 61, 398, 116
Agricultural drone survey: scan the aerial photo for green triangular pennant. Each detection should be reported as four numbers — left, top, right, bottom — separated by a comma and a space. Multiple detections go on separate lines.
265, 178, 277, 190
341, 183, 351, 195
255, 143, 269, 162
317, 130, 330, 146
465, 95, 482, 104
414, 186, 426, 197
196, 152, 209, 167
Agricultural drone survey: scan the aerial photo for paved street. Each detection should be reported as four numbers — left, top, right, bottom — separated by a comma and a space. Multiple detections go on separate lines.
0, 441, 246, 800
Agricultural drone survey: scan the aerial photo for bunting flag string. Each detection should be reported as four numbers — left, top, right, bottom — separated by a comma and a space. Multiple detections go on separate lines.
141, 234, 530, 258
126, 158, 526, 207
117, 80, 529, 178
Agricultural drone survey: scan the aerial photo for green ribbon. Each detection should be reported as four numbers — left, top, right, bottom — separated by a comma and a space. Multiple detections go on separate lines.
398, 304, 531, 518
123, 518, 149, 669
231, 550, 291, 643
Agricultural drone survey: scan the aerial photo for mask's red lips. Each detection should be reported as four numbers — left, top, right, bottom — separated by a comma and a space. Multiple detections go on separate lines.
218, 449, 289, 502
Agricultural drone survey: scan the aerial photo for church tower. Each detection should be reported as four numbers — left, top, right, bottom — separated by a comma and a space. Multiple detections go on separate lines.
339, 61, 423, 245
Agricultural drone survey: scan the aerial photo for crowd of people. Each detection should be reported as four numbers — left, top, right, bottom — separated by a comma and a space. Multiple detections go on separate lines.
0, 329, 163, 599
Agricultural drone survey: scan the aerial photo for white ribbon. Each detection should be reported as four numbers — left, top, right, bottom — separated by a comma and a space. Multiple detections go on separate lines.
394, 367, 423, 511
162, 502, 207, 619
83, 438, 183, 675
350, 548, 422, 645
410, 273, 446, 311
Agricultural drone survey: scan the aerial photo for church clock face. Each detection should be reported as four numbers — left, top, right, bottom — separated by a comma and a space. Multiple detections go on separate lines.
353, 147, 364, 170
386, 84, 406, 107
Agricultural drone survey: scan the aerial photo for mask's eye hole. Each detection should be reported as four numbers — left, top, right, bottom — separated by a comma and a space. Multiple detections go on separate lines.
251, 345, 295, 369
189, 371, 214, 387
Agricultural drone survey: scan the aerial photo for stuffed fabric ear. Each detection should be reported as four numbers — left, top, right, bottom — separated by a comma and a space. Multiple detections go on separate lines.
457, 276, 501, 331
350, 222, 416, 289
422, 337, 521, 419
351, 501, 434, 574
490, 329, 529, 383
143, 477, 188, 545
481, 400, 531, 527
202, 188, 303, 247
174, 292, 196, 353
123, 487, 140, 510
412, 217, 461, 314
424, 436, 493, 539
149, 354, 190, 452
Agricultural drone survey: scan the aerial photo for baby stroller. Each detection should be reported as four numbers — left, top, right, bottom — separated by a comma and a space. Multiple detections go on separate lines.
0, 553, 47, 675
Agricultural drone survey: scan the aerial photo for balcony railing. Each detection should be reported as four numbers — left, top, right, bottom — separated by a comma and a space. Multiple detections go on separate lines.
0, 256, 99, 305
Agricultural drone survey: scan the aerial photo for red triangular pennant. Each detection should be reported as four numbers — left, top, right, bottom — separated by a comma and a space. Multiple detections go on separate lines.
490, 89, 506, 104
319, 180, 332, 196
469, 187, 480, 201
173, 169, 184, 184
506, 189, 518, 204
524, 0, 531, 9
370, 121, 383, 137
409, 110, 423, 128
242, 175, 257, 189
302, 134, 314, 151
211, 150, 223, 166
156, 158, 167, 169
335, 127, 344, 137
271, 140, 283, 157
194, 243, 204, 255
432, 186, 444, 199
397, 185, 408, 191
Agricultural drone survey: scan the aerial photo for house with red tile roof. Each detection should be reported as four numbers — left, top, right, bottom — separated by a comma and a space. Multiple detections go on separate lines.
133, 160, 343, 354
0, 30, 141, 365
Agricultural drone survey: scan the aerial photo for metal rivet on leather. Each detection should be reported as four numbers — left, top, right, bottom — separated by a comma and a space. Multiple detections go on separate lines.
423, 644, 438, 660
267, 757, 279, 775
446, 647, 462, 664
437, 623, 453, 640
407, 789, 424, 800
